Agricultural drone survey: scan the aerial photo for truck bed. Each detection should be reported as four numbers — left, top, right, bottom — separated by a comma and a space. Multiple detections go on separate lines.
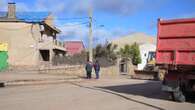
156, 18, 195, 66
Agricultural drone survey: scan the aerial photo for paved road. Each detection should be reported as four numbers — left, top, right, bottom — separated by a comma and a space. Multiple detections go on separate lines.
0, 78, 194, 110
0, 72, 78, 82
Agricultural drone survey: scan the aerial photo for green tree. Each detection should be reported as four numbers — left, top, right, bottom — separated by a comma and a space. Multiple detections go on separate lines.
105, 43, 118, 61
118, 43, 141, 65
94, 43, 118, 62
119, 44, 131, 58
130, 43, 141, 65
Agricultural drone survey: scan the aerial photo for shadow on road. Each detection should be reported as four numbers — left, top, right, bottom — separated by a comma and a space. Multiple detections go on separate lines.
96, 81, 170, 100
186, 93, 195, 103
96, 81, 195, 103
70, 81, 166, 110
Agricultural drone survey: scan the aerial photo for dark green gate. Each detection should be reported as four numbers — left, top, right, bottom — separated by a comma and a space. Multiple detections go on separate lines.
0, 51, 8, 71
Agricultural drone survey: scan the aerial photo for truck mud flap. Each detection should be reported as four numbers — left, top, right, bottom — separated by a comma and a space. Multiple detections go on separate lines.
162, 79, 180, 92
161, 85, 179, 92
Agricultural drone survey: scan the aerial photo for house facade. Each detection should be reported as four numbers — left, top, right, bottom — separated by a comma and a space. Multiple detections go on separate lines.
0, 3, 66, 69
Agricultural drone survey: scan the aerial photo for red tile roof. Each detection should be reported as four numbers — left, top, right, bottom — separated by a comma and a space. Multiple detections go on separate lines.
64, 41, 85, 55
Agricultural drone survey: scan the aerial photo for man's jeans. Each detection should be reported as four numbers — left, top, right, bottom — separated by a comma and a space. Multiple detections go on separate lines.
95, 71, 99, 79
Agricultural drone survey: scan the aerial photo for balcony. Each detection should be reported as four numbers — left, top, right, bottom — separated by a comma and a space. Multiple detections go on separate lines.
38, 37, 66, 51
53, 40, 66, 51
53, 40, 64, 47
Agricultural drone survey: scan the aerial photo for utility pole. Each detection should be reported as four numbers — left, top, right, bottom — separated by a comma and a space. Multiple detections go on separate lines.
88, 7, 93, 62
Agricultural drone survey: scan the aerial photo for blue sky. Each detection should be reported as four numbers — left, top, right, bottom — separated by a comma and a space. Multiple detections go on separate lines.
1, 0, 195, 46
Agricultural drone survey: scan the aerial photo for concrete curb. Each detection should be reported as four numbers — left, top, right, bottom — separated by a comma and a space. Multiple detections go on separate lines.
1, 77, 82, 87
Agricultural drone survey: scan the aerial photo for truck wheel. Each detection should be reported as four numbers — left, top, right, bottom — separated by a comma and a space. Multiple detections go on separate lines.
171, 91, 186, 102
157, 69, 166, 81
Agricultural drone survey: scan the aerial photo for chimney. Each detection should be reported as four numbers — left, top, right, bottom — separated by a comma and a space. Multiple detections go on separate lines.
7, 2, 16, 19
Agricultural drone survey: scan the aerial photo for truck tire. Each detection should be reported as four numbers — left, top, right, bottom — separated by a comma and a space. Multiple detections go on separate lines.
157, 69, 166, 81
0, 82, 5, 87
171, 91, 186, 102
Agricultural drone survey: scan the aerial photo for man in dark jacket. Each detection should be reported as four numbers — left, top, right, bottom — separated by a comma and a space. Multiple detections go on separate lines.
85, 61, 92, 79
94, 60, 100, 79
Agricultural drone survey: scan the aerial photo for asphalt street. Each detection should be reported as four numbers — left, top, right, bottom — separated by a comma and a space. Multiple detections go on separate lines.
0, 78, 195, 110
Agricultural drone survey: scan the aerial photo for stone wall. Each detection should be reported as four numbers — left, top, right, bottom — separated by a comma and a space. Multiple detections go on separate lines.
38, 63, 135, 78
39, 65, 84, 75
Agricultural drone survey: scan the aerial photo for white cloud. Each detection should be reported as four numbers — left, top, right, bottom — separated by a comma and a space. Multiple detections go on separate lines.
0, 0, 146, 15
58, 23, 88, 40
92, 0, 144, 15
16, 2, 30, 12
57, 22, 131, 47
1, 0, 166, 16
0, 0, 158, 46
179, 12, 195, 18
35, 0, 66, 13
0, 0, 31, 12
0, 0, 8, 11
0, 0, 66, 13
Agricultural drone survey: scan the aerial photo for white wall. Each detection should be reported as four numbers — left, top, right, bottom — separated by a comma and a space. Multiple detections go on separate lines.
137, 43, 156, 70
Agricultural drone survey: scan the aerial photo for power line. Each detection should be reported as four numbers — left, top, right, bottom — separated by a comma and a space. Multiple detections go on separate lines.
0, 21, 89, 31
18, 17, 89, 21
53, 17, 89, 20
62, 22, 89, 27
17, 17, 98, 23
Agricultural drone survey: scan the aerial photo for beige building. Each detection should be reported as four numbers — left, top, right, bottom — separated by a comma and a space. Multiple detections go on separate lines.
111, 33, 156, 50
111, 33, 156, 71
0, 3, 66, 69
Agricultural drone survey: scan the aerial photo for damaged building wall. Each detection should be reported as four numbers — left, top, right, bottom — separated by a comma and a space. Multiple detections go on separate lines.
0, 22, 41, 67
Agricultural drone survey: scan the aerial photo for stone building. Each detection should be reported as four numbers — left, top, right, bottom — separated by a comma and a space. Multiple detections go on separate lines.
0, 3, 66, 69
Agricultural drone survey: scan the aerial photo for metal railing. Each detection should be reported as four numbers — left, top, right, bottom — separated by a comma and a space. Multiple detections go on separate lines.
38, 36, 64, 49
53, 40, 64, 48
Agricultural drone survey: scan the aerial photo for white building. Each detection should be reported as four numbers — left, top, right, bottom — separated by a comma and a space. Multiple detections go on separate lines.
111, 33, 156, 71
137, 43, 156, 70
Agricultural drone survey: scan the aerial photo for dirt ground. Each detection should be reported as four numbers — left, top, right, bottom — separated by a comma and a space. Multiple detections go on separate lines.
0, 77, 195, 110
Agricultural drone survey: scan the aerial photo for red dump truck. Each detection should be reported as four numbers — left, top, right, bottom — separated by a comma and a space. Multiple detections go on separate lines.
156, 18, 195, 102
